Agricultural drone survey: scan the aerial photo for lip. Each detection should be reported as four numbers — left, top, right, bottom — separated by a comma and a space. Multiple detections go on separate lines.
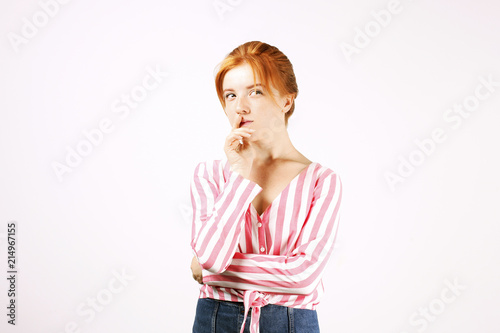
240, 120, 253, 127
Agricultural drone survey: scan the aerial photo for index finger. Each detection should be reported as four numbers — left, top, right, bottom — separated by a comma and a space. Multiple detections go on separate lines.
232, 114, 241, 130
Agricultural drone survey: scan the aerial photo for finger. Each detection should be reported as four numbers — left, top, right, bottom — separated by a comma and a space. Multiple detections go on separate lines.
232, 132, 251, 138
232, 114, 241, 130
226, 134, 245, 147
228, 132, 246, 139
225, 136, 242, 149
227, 131, 252, 144
233, 128, 254, 135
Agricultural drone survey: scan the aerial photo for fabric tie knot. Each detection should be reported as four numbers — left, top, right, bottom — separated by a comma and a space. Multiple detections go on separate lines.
239, 290, 271, 333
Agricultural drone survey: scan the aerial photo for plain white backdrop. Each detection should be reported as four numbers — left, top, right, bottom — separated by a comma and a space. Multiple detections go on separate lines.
1, 0, 499, 332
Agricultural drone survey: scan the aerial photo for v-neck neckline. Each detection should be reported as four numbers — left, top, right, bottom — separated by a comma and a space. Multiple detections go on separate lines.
249, 162, 316, 219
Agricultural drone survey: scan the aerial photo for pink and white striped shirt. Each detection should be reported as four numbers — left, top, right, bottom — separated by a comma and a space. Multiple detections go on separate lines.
190, 158, 343, 333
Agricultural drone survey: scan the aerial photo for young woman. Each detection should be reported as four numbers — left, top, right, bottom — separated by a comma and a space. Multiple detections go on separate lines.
189, 41, 343, 333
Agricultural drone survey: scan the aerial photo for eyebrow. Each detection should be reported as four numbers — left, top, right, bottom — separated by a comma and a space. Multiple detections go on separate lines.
222, 84, 264, 94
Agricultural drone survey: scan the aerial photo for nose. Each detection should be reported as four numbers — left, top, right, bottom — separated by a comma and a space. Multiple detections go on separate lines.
235, 95, 249, 114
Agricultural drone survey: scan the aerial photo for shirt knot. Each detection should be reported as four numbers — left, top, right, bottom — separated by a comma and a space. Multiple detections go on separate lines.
239, 290, 271, 333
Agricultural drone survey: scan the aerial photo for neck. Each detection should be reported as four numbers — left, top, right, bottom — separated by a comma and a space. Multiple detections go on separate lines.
250, 127, 298, 165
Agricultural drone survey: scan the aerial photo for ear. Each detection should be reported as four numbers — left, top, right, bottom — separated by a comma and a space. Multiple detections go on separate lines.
281, 93, 294, 113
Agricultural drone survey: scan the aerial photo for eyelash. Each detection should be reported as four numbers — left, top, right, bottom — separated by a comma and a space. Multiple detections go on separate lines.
225, 90, 263, 99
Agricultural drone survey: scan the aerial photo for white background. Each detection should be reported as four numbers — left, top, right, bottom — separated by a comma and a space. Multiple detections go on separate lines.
1, 0, 499, 332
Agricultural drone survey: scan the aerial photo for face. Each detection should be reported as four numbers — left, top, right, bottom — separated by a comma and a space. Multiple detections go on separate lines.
222, 63, 292, 133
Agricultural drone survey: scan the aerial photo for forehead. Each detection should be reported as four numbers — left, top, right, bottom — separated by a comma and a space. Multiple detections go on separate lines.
222, 63, 260, 88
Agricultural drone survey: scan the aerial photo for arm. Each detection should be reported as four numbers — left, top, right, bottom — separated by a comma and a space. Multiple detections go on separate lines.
190, 160, 263, 274
202, 172, 343, 295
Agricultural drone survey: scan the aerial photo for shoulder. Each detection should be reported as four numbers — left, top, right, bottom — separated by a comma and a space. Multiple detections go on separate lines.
293, 154, 340, 180
193, 158, 225, 171
192, 158, 228, 182
310, 161, 342, 187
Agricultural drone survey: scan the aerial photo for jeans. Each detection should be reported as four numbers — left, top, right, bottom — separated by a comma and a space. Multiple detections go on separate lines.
192, 298, 320, 333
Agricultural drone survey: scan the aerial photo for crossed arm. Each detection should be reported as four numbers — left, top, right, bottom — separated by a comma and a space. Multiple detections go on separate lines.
189, 161, 342, 294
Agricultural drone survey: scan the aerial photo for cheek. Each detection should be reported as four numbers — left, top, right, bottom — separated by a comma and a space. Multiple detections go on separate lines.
260, 100, 279, 111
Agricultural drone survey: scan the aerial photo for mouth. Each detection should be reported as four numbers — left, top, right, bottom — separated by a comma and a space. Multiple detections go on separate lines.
239, 120, 254, 127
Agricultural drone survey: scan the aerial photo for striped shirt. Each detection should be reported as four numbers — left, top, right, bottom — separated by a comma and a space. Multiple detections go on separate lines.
190, 158, 343, 333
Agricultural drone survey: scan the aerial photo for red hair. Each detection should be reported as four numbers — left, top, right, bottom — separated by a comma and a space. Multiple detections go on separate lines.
214, 41, 299, 127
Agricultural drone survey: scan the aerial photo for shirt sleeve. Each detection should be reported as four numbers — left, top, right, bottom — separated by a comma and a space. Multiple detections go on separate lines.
190, 160, 263, 274
202, 172, 343, 295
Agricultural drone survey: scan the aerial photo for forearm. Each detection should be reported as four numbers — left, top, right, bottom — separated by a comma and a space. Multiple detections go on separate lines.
191, 168, 262, 273
202, 244, 335, 295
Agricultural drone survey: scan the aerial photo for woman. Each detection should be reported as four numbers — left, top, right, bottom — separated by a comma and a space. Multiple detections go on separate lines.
189, 41, 343, 333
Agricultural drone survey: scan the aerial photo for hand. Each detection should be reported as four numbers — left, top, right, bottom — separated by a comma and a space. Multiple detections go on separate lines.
224, 114, 256, 178
191, 256, 203, 284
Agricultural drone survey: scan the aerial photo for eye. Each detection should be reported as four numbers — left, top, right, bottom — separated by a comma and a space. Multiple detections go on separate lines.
250, 90, 263, 96
225, 93, 235, 99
